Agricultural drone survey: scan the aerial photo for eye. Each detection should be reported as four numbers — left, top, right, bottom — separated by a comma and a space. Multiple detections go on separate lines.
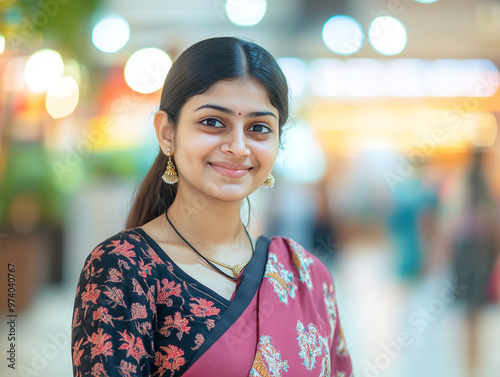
201, 118, 224, 128
248, 124, 271, 133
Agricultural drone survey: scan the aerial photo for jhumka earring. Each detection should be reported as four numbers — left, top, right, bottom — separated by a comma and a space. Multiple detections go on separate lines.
162, 148, 178, 184
262, 174, 275, 188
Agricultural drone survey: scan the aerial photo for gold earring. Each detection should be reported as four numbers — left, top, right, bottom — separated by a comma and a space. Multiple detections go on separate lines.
262, 174, 275, 188
162, 148, 178, 184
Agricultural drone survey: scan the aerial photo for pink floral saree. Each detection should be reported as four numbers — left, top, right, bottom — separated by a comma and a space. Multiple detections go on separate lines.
180, 235, 353, 376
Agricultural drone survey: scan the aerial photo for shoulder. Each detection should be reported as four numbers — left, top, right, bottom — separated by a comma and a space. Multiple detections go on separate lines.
82, 228, 162, 273
269, 236, 333, 285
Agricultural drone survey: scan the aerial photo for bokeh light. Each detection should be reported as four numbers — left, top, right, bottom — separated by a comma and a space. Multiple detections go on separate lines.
414, 0, 438, 3
309, 58, 498, 97
124, 48, 171, 94
322, 15, 364, 55
277, 57, 309, 98
425, 59, 500, 97
45, 76, 80, 119
0, 35, 5, 55
24, 49, 65, 93
368, 16, 407, 56
63, 59, 82, 85
225, 0, 267, 27
92, 15, 131, 53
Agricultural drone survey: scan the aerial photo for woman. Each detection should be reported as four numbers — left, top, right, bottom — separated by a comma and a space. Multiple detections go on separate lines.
72, 37, 353, 377
450, 148, 499, 377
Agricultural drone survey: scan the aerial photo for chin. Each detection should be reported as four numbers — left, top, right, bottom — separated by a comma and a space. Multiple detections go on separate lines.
205, 183, 257, 202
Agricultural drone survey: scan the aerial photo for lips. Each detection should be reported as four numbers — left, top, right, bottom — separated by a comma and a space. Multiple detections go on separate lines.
209, 162, 252, 178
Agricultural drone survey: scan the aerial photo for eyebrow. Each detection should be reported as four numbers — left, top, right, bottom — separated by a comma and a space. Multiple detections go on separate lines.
194, 104, 277, 120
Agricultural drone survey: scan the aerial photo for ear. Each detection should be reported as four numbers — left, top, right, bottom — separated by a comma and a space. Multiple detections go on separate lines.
154, 110, 175, 154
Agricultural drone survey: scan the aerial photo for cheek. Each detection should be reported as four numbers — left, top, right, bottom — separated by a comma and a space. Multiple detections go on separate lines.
175, 132, 222, 174
253, 142, 279, 165
178, 130, 217, 157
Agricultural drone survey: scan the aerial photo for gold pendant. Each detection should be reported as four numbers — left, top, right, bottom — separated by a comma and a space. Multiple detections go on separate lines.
231, 262, 248, 277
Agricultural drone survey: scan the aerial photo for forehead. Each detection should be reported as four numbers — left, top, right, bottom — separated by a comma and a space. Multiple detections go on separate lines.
185, 78, 275, 110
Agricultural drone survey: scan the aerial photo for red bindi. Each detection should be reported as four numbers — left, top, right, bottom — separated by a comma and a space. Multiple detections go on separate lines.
239, 113, 241, 115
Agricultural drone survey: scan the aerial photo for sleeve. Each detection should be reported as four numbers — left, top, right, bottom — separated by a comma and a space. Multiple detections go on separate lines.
71, 237, 157, 377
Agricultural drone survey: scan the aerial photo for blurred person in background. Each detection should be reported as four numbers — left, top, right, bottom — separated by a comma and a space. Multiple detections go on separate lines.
449, 148, 500, 377
386, 158, 439, 283
71, 37, 353, 377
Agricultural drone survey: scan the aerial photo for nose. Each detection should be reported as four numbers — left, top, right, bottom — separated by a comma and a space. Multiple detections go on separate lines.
221, 127, 250, 157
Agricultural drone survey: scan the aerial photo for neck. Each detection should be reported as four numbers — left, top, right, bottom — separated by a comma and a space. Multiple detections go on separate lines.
166, 187, 250, 251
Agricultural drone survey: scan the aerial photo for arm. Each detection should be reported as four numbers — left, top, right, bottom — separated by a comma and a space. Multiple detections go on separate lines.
72, 239, 156, 377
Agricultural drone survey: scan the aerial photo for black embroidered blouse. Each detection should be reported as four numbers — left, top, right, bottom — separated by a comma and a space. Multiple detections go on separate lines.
72, 227, 232, 377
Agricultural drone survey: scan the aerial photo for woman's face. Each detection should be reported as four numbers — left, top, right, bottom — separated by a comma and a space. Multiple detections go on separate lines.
159, 78, 280, 202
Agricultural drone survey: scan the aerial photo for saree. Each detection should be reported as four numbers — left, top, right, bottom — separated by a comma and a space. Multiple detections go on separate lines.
180, 235, 353, 377
72, 229, 353, 376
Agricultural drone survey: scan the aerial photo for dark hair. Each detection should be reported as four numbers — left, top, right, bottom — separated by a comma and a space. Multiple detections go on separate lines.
126, 37, 289, 229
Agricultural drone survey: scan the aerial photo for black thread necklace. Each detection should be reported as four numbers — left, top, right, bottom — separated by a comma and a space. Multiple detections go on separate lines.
165, 211, 254, 282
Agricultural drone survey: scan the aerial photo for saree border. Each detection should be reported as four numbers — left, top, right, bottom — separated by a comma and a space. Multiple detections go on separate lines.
184, 234, 272, 369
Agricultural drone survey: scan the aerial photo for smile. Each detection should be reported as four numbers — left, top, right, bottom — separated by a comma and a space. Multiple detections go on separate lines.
209, 162, 252, 178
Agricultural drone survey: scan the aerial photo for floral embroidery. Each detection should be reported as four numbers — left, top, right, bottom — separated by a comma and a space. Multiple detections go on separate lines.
128, 233, 142, 242
264, 253, 297, 305
145, 244, 165, 266
106, 268, 123, 283
132, 278, 146, 296
147, 285, 157, 317
72, 229, 229, 377
289, 239, 314, 291
88, 329, 113, 360
91, 362, 109, 377
135, 320, 152, 337
102, 286, 126, 308
73, 309, 80, 330
336, 325, 348, 357
250, 335, 289, 377
319, 336, 331, 377
118, 259, 130, 270
138, 259, 153, 278
72, 338, 85, 367
192, 333, 204, 350
157, 278, 182, 306
323, 282, 337, 342
109, 240, 137, 264
130, 303, 147, 320
81, 283, 100, 306
117, 360, 137, 377
118, 330, 149, 362
83, 245, 105, 271
85, 264, 104, 280
205, 318, 215, 330
159, 312, 191, 340
154, 345, 186, 376
189, 298, 221, 317
93, 307, 116, 327
321, 283, 349, 358
296, 320, 329, 374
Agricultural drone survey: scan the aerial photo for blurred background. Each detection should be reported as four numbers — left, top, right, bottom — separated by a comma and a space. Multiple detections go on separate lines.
1, 0, 500, 376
